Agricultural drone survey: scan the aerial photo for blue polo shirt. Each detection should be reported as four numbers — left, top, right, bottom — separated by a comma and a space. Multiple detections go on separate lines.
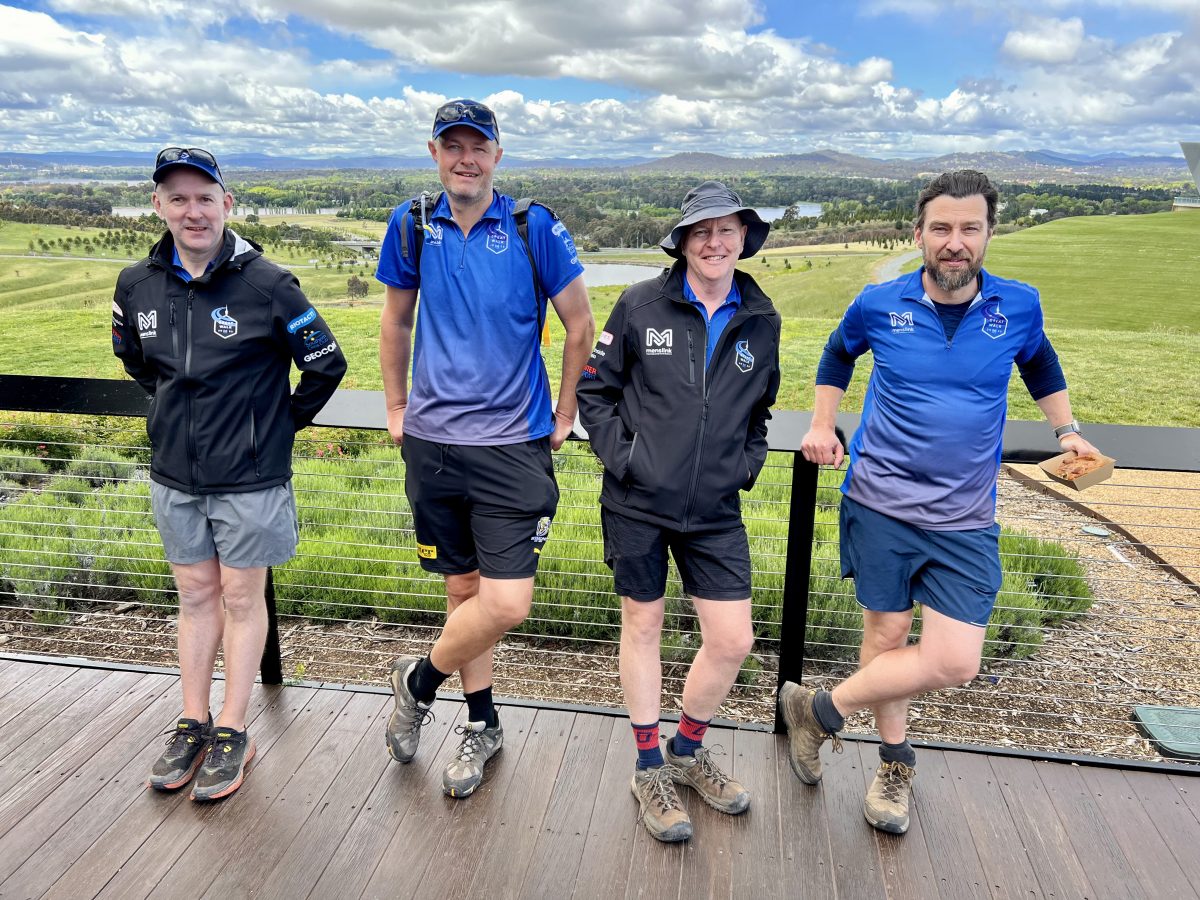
683, 275, 741, 367
376, 191, 585, 445
169, 246, 215, 283
836, 267, 1048, 530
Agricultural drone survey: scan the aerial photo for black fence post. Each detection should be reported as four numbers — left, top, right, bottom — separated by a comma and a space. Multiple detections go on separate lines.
260, 567, 283, 685
774, 451, 820, 733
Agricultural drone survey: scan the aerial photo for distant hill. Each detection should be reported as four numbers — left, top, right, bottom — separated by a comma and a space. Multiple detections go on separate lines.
0, 148, 1188, 184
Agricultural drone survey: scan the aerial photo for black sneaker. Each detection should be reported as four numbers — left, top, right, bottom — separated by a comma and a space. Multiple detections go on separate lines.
147, 714, 212, 791
191, 726, 256, 802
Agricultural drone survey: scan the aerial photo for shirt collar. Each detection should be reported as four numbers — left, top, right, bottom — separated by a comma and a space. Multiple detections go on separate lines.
682, 275, 742, 310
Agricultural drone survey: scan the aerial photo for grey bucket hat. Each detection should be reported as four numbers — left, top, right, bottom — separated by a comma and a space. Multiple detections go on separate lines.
660, 180, 769, 259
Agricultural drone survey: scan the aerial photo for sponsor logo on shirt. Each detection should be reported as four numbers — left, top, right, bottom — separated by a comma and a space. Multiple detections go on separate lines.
137, 310, 157, 338
112, 301, 123, 320
302, 328, 330, 350
111, 327, 122, 345
212, 306, 238, 340
553, 220, 579, 264
734, 339, 754, 373
423, 222, 443, 246
598, 331, 613, 346
888, 311, 914, 334
286, 308, 317, 333
645, 327, 673, 356
417, 542, 437, 559
486, 223, 509, 255
531, 516, 552, 543
582, 364, 598, 379
981, 302, 1008, 339
302, 341, 338, 363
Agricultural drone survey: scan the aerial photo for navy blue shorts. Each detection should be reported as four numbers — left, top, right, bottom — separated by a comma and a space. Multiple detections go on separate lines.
402, 435, 559, 579
838, 495, 1001, 627
601, 507, 751, 602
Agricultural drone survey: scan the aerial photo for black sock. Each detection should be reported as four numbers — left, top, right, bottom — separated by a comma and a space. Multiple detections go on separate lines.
464, 687, 498, 728
407, 656, 449, 705
813, 689, 845, 734
879, 740, 917, 768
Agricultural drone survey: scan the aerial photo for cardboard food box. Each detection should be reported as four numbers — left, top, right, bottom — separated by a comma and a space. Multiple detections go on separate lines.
1038, 450, 1116, 491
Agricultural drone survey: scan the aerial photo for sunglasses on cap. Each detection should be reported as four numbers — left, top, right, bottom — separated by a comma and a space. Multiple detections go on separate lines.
155, 147, 223, 178
433, 102, 499, 138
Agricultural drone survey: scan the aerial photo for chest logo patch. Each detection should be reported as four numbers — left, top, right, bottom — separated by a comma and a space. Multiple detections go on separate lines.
645, 328, 673, 356
981, 302, 1007, 340
888, 311, 914, 333
486, 223, 508, 255
423, 222, 443, 246
137, 310, 157, 339
734, 339, 754, 373
212, 306, 238, 340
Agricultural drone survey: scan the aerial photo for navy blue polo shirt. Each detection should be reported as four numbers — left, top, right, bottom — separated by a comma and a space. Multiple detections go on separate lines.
682, 275, 741, 367
376, 191, 584, 445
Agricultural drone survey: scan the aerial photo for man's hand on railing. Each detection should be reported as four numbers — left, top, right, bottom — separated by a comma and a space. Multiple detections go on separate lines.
801, 423, 845, 468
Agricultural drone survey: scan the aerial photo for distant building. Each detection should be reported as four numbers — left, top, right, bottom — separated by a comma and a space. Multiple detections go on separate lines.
1174, 142, 1200, 210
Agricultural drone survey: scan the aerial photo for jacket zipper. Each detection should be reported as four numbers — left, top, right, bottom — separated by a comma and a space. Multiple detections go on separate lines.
681, 311, 711, 529
170, 300, 179, 357
185, 288, 198, 492
249, 409, 260, 477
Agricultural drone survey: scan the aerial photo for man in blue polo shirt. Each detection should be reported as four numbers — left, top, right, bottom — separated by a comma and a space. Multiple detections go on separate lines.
779, 170, 1102, 835
376, 99, 594, 798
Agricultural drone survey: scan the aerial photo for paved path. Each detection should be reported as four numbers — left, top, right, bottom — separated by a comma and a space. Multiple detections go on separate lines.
871, 248, 921, 284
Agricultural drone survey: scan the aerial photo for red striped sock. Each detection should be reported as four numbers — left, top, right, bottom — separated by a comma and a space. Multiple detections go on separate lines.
672, 712, 710, 756
632, 721, 664, 769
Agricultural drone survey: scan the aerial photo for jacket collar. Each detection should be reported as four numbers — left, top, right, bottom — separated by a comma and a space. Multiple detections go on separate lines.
660, 259, 775, 314
901, 265, 1003, 303
149, 228, 261, 277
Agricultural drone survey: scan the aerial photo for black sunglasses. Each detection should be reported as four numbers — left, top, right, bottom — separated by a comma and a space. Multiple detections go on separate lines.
433, 102, 498, 137
155, 147, 223, 178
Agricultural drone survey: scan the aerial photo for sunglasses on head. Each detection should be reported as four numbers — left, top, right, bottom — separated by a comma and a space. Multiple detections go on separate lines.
434, 102, 498, 136
155, 147, 222, 177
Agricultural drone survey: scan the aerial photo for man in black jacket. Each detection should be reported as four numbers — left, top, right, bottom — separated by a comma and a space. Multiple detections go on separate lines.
578, 181, 781, 842
112, 147, 346, 801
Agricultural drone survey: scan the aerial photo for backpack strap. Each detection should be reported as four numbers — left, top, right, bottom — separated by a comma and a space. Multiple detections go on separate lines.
514, 197, 557, 334
400, 191, 443, 277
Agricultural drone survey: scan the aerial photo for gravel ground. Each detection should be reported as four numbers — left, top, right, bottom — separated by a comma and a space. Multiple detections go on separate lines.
3, 469, 1197, 764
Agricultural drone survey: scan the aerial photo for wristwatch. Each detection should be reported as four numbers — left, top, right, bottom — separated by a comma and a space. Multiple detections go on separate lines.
1053, 420, 1083, 439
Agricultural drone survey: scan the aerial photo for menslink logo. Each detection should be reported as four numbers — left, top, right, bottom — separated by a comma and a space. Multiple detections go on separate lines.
888, 311, 915, 334
645, 327, 673, 356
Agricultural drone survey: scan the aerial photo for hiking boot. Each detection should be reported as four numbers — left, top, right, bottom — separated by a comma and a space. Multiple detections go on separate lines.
190, 726, 255, 802
386, 656, 434, 763
630, 765, 693, 842
864, 760, 916, 834
147, 714, 211, 791
665, 743, 750, 815
778, 681, 842, 785
442, 718, 503, 798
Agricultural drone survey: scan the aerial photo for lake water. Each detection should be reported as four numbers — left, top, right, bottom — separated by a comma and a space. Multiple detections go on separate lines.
754, 202, 823, 221
582, 263, 664, 287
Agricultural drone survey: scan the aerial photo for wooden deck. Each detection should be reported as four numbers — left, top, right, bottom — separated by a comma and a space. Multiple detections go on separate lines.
1, 656, 1198, 900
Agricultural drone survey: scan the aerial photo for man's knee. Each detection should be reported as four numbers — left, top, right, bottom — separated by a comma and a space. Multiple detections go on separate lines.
702, 622, 754, 662
479, 580, 533, 631
445, 572, 480, 610
926, 648, 981, 688
621, 599, 664, 645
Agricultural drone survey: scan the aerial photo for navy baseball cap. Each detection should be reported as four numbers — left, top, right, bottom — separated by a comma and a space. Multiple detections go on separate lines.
432, 100, 499, 142
152, 147, 226, 190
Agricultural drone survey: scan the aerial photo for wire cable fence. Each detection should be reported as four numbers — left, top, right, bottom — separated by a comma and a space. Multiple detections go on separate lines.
1, 377, 1198, 766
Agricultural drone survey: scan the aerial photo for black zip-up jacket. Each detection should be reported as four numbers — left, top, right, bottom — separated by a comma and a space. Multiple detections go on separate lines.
578, 261, 781, 531
111, 229, 347, 494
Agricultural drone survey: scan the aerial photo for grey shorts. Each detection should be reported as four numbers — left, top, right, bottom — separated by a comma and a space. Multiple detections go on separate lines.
150, 481, 299, 568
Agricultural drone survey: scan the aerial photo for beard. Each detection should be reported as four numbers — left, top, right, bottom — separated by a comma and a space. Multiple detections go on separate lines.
926, 249, 985, 293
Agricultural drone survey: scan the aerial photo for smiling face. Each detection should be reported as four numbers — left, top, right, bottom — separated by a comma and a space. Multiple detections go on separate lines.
152, 169, 232, 265
428, 125, 503, 208
915, 193, 992, 301
682, 213, 747, 286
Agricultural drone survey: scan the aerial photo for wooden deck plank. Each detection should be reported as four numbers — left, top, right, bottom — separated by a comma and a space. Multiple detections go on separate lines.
0, 676, 181, 894
907, 749, 992, 899
144, 688, 354, 899
520, 714, 615, 900
818, 737, 887, 900
199, 692, 389, 898
775, 731, 837, 900
987, 755, 1095, 900
726, 729, 781, 900
1034, 759, 1145, 900
305, 698, 462, 900
0, 664, 103, 743
622, 784, 685, 900
942, 750, 1042, 899
1122, 770, 1200, 894
1077, 765, 1198, 900
853, 742, 940, 900
0, 658, 42, 700
571, 718, 638, 898
252, 695, 395, 900
461, 708, 577, 900
397, 705, 543, 900
0, 669, 163, 804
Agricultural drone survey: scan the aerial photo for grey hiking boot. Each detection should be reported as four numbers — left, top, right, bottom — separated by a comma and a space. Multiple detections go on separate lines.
665, 743, 751, 815
190, 726, 255, 802
147, 713, 211, 791
442, 718, 503, 798
386, 656, 434, 763
631, 765, 693, 842
864, 760, 916, 834
778, 681, 842, 785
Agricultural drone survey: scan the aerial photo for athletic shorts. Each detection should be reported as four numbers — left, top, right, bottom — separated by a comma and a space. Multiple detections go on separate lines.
601, 507, 751, 602
838, 494, 1002, 627
401, 435, 559, 579
150, 480, 299, 568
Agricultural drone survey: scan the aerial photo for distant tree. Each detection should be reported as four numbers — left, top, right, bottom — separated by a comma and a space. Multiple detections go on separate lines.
347, 275, 369, 299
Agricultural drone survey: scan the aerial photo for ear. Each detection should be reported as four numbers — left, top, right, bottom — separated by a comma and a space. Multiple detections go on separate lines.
913, 225, 923, 247
427, 139, 438, 161
494, 145, 504, 165
223, 191, 234, 217
151, 191, 164, 219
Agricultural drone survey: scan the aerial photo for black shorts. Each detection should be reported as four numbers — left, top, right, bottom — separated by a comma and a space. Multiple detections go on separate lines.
402, 435, 559, 579
601, 508, 751, 602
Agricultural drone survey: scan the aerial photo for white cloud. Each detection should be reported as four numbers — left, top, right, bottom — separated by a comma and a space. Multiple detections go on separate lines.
1002, 17, 1086, 64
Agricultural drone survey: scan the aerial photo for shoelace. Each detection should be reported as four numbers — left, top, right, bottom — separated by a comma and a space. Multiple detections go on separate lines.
877, 762, 914, 803
161, 725, 203, 751
451, 724, 487, 761
692, 746, 732, 787
646, 764, 685, 813
404, 706, 436, 735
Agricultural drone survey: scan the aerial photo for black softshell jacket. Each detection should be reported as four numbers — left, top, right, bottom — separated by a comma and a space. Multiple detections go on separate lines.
578, 261, 781, 531
111, 229, 346, 494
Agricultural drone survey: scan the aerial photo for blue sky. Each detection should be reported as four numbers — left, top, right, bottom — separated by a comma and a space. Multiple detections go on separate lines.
2, 0, 1198, 160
